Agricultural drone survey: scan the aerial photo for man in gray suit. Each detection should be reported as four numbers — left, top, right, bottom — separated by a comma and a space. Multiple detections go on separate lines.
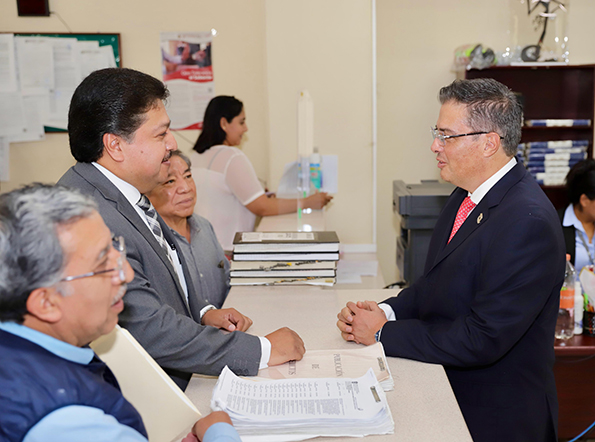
58, 68, 304, 390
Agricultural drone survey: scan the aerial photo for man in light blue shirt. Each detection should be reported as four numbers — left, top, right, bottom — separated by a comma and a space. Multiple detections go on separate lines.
0, 184, 240, 442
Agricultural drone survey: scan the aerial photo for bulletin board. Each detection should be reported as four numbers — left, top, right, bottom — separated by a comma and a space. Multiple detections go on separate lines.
10, 33, 121, 132
15, 33, 121, 67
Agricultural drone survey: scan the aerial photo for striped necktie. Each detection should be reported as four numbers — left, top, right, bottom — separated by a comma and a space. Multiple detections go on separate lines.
137, 195, 173, 265
448, 196, 476, 243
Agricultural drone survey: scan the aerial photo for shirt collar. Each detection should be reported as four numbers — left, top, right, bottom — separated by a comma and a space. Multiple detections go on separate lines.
563, 203, 586, 233
0, 322, 94, 365
469, 157, 517, 205
92, 162, 142, 207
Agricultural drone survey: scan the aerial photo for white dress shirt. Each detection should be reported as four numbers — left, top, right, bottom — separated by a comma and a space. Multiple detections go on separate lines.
91, 163, 271, 368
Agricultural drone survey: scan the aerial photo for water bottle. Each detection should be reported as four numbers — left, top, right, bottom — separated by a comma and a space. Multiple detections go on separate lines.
555, 254, 575, 340
309, 147, 322, 191
574, 278, 584, 335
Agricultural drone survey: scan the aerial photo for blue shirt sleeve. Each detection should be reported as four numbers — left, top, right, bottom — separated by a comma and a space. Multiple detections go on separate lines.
203, 422, 242, 442
24, 405, 148, 442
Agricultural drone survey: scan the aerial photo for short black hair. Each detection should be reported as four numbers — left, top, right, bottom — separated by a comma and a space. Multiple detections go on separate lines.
192, 96, 243, 154
68, 68, 169, 163
566, 159, 595, 206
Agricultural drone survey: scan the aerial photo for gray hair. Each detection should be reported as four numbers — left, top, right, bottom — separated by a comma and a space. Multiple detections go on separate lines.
171, 150, 192, 168
439, 78, 523, 157
0, 184, 98, 323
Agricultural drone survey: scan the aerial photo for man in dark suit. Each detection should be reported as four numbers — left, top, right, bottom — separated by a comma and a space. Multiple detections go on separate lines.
337, 78, 565, 441
58, 68, 304, 390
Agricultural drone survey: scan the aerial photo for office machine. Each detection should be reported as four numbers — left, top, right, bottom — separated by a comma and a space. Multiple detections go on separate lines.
393, 180, 454, 286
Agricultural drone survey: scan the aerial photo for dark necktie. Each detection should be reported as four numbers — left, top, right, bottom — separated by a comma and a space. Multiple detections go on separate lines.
136, 195, 173, 265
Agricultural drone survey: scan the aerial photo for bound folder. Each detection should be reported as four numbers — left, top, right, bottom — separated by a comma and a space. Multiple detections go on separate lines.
233, 231, 340, 253
90, 325, 200, 442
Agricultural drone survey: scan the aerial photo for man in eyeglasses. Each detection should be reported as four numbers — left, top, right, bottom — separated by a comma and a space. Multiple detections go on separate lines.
57, 68, 304, 390
338, 78, 565, 442
0, 184, 240, 442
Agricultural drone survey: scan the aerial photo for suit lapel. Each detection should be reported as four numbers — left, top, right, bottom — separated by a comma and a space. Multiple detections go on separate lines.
72, 163, 192, 310
428, 163, 527, 273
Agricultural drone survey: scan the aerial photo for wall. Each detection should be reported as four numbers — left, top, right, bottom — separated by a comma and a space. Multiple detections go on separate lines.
265, 0, 374, 246
376, 0, 595, 284
3, 1, 594, 284
0, 0, 270, 191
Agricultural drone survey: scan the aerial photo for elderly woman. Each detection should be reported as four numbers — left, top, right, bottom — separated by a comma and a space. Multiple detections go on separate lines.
148, 150, 230, 308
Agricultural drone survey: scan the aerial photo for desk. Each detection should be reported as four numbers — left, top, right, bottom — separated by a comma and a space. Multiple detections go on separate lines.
554, 335, 595, 438
185, 288, 472, 441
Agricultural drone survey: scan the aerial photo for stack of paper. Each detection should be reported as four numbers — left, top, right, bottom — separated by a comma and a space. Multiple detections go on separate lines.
255, 342, 394, 392
211, 366, 394, 440
231, 232, 340, 286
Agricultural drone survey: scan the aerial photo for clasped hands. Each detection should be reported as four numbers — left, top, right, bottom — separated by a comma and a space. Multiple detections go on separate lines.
336, 300, 388, 345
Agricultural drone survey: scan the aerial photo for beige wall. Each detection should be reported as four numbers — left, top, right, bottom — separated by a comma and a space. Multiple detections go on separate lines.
265, 0, 374, 245
376, 0, 595, 284
0, 0, 270, 190
2, 0, 594, 284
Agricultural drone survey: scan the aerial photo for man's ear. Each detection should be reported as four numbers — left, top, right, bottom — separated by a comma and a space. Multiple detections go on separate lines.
102, 133, 126, 163
482, 132, 501, 158
26, 287, 63, 324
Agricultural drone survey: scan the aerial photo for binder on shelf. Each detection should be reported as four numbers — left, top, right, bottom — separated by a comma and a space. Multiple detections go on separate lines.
232, 231, 339, 253
90, 326, 200, 442
525, 119, 592, 127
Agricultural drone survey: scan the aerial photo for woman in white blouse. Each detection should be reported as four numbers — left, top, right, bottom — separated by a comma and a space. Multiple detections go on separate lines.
190, 96, 332, 251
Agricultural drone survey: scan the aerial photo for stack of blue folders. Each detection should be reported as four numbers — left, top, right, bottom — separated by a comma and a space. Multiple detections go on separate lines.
520, 140, 589, 185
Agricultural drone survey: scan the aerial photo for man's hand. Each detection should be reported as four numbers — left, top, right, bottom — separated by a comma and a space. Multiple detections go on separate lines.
336, 300, 388, 345
202, 308, 253, 332
185, 411, 233, 441
265, 327, 306, 366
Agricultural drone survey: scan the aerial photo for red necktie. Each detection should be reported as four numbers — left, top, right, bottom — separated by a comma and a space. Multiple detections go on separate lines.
448, 196, 476, 243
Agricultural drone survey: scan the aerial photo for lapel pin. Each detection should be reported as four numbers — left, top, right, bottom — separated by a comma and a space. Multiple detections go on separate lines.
477, 213, 483, 224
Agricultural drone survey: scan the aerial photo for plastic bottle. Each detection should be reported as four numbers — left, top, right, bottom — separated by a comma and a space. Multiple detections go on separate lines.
574, 278, 584, 334
555, 254, 575, 340
309, 147, 322, 191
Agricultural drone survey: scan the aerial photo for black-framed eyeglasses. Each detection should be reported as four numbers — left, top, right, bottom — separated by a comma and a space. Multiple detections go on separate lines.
431, 126, 500, 147
59, 236, 126, 283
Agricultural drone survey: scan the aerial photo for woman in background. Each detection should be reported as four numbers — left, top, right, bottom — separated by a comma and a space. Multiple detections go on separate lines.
190, 95, 332, 251
561, 158, 595, 273
148, 150, 230, 308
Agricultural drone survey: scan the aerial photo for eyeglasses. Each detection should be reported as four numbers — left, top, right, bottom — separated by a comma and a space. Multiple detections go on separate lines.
431, 126, 499, 147
59, 236, 126, 283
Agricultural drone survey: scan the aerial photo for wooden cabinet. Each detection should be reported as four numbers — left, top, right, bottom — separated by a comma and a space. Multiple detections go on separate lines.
466, 65, 595, 209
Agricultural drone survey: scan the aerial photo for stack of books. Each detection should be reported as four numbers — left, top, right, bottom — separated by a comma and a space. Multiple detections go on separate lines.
231, 231, 340, 286
519, 140, 588, 185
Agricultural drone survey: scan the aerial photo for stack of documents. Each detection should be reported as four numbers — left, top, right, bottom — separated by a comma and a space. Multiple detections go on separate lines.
255, 342, 394, 392
231, 231, 340, 286
211, 366, 394, 440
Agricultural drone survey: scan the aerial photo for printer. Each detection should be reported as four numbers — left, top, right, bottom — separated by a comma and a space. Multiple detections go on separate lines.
393, 180, 454, 286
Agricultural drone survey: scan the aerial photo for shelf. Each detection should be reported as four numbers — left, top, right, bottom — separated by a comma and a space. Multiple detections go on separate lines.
523, 126, 592, 130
